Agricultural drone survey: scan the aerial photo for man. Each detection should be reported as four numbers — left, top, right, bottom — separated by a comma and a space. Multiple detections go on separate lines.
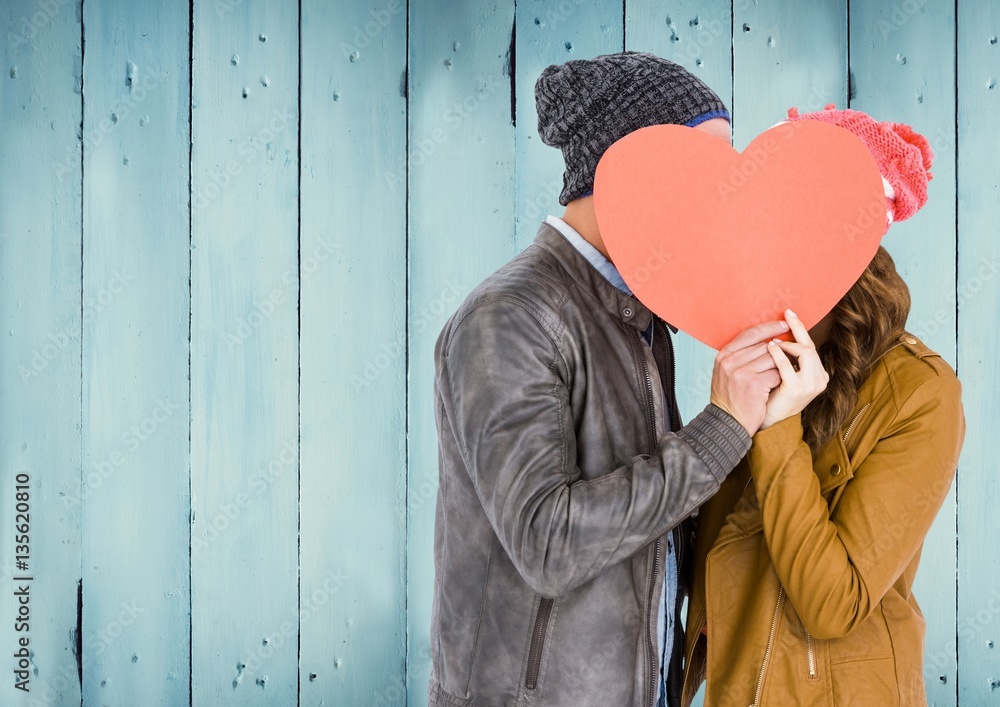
427, 51, 787, 707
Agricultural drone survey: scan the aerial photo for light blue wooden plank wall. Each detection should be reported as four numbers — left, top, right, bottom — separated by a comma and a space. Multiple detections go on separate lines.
851, 3, 960, 703
81, 0, 191, 703
514, 0, 623, 249
957, 2, 1000, 704
624, 5, 733, 704
625, 9, 732, 623
407, 2, 516, 703
1, 1, 82, 704
190, 0, 299, 704
300, 0, 407, 703
0, 1, 995, 706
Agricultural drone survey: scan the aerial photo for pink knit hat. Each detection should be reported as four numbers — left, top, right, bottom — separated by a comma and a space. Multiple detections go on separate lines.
779, 104, 934, 232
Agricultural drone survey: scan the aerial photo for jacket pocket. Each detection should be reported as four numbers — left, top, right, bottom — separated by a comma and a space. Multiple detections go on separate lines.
525, 596, 554, 691
827, 603, 895, 666
831, 657, 899, 706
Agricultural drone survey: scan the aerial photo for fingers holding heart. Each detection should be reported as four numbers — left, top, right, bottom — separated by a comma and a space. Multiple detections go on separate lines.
766, 340, 799, 381
756, 310, 830, 431
783, 308, 815, 348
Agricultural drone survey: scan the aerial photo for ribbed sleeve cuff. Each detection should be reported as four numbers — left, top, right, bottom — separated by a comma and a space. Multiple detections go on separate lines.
676, 403, 753, 482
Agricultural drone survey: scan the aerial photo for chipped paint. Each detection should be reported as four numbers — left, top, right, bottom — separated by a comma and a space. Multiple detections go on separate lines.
1, 3, 990, 707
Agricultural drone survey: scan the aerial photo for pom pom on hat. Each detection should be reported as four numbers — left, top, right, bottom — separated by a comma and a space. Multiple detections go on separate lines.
781, 104, 934, 232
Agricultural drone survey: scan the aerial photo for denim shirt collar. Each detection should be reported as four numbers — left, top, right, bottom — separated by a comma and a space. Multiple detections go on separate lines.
543, 215, 678, 334
544, 215, 635, 297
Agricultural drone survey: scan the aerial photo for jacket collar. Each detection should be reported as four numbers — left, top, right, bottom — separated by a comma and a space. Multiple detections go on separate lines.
532, 220, 678, 334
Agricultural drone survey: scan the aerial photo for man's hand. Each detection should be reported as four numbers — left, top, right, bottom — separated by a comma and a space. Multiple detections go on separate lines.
709, 320, 789, 436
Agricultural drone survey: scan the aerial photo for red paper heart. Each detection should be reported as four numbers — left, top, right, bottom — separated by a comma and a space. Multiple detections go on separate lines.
593, 121, 887, 349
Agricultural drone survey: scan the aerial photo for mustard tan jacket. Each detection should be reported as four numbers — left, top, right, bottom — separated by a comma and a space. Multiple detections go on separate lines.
681, 333, 966, 707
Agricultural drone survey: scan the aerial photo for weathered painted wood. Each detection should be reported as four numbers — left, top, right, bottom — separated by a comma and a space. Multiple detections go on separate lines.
734, 0, 847, 150
627, 4, 734, 703
724, 2, 844, 703
627, 0, 732, 111
407, 0, 516, 703
0, 2, 83, 704
625, 0, 733, 443
190, 0, 299, 704
80, 1, 191, 703
299, 0, 407, 703
850, 3, 959, 702
957, 2, 1000, 703
514, 0, 623, 249
2, 3, 996, 705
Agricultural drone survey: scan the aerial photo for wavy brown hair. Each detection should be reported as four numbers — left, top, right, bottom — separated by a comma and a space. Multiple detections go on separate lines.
800, 245, 912, 454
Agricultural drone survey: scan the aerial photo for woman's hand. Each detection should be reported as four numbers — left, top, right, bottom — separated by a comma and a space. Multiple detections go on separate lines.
759, 309, 830, 430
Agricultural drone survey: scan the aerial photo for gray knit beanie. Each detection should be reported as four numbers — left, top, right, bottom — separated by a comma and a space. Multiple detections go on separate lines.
534, 51, 730, 205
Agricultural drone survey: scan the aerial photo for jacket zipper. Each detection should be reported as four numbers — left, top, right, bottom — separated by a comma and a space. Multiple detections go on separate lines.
679, 608, 705, 706
524, 596, 554, 690
702, 400, 857, 704
661, 317, 686, 695
842, 402, 870, 450
790, 404, 873, 686
674, 524, 685, 578
804, 624, 817, 679
632, 326, 659, 452
751, 585, 785, 707
659, 317, 681, 431
632, 324, 661, 707
662, 319, 688, 707
526, 318, 672, 698
647, 537, 662, 707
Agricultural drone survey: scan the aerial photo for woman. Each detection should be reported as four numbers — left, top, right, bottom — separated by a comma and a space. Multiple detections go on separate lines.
680, 106, 966, 706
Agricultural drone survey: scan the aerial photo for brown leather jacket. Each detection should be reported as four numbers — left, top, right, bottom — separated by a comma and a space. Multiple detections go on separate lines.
681, 334, 966, 707
428, 221, 754, 707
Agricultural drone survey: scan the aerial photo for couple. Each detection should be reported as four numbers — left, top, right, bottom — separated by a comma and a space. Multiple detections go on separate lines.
426, 51, 965, 707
